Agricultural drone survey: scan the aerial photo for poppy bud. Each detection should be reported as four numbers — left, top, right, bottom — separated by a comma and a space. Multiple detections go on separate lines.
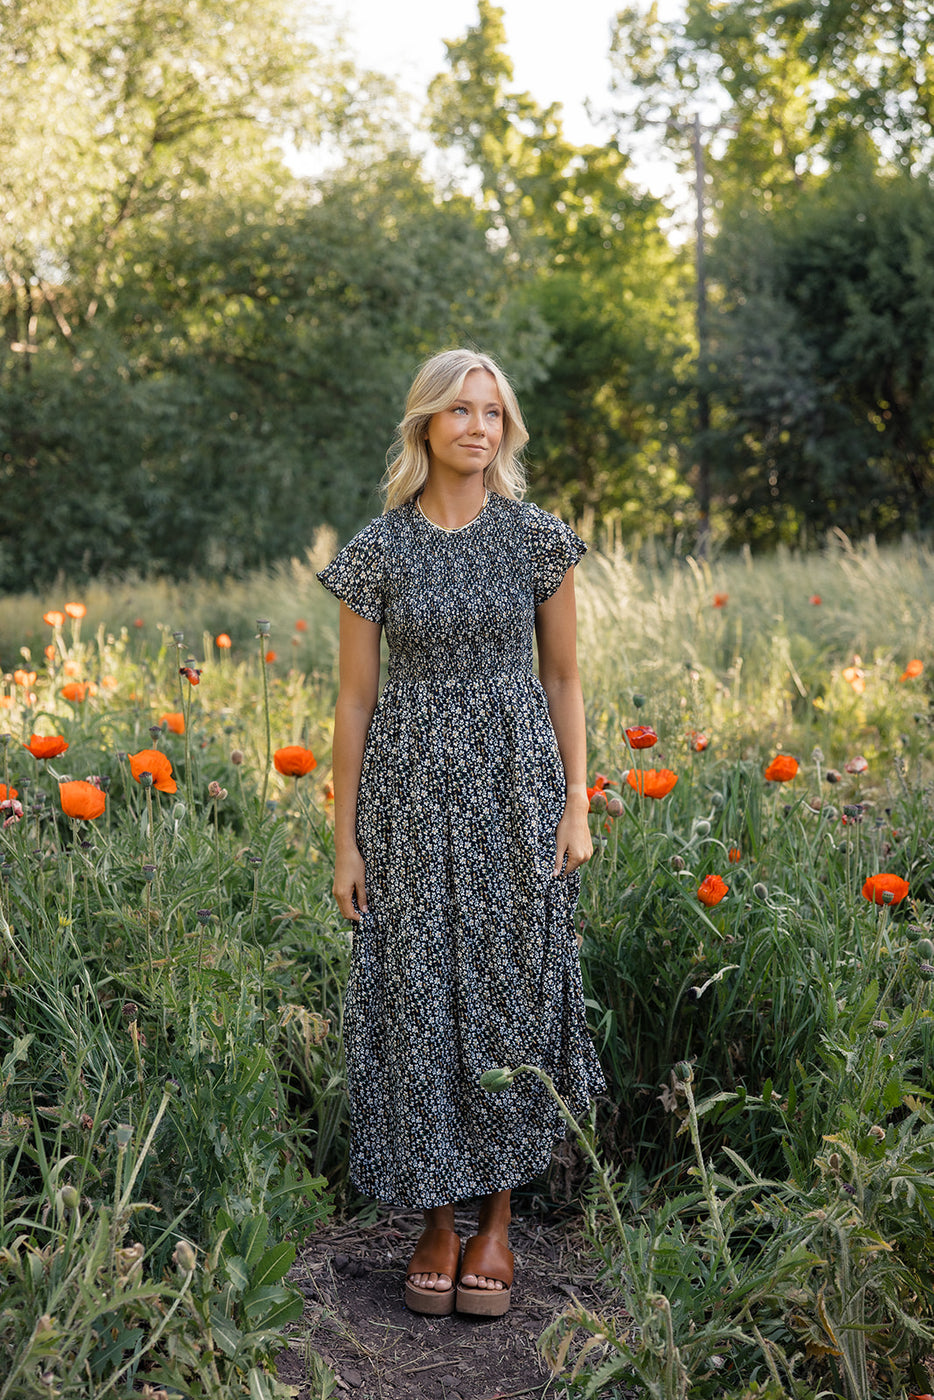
606, 796, 623, 817
828, 1152, 841, 1172
479, 1066, 515, 1091
694, 819, 710, 836
173, 1240, 197, 1273
589, 791, 607, 813
753, 882, 768, 900
231, 749, 244, 765
674, 1060, 693, 1083
917, 938, 934, 960
919, 962, 934, 982
58, 1184, 80, 1213
670, 855, 685, 871
632, 693, 646, 708
256, 619, 271, 636
870, 1020, 889, 1039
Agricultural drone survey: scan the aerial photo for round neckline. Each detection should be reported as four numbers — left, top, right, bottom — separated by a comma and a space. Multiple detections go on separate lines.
415, 491, 489, 534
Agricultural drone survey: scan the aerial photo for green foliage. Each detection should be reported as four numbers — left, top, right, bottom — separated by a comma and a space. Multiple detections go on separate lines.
709, 167, 934, 543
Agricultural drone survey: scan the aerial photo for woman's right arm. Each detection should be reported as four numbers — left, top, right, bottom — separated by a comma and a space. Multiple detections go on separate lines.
331, 602, 382, 922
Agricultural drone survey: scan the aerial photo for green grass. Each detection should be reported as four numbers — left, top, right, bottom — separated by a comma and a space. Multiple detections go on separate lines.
0, 533, 933, 1398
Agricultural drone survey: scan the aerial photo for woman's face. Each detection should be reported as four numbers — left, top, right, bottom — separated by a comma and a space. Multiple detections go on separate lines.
425, 369, 504, 481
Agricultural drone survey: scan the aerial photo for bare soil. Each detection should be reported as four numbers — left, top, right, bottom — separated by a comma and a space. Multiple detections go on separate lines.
277, 1205, 626, 1400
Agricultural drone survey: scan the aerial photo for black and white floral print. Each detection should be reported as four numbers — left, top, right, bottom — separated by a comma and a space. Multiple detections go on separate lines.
317, 493, 605, 1208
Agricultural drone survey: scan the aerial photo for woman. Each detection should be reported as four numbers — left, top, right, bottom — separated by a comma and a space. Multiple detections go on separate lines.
317, 348, 604, 1318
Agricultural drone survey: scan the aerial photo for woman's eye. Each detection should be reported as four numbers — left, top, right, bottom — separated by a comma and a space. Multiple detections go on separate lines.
452, 405, 467, 415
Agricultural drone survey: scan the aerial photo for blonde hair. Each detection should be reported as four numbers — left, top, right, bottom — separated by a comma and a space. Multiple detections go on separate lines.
383, 349, 529, 511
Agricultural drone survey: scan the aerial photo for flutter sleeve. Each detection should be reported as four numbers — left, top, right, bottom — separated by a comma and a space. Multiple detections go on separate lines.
316, 519, 385, 624
527, 505, 587, 606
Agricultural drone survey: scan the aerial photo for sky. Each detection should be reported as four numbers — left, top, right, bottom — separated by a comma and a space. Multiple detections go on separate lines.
328, 0, 623, 146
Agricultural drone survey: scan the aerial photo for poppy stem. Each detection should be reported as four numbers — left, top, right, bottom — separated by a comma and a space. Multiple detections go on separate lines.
258, 631, 272, 814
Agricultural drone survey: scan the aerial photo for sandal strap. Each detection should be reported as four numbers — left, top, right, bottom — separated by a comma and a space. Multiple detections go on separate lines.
460, 1233, 514, 1288
406, 1227, 461, 1281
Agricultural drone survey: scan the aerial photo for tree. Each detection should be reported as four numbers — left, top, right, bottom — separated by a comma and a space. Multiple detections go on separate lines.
429, 1, 694, 534
707, 169, 934, 542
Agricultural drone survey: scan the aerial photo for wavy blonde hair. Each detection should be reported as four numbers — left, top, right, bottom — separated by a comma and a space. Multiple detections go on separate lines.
383, 349, 529, 511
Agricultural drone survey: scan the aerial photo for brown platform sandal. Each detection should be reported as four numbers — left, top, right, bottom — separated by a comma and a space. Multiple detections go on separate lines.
403, 1227, 461, 1316
454, 1233, 514, 1318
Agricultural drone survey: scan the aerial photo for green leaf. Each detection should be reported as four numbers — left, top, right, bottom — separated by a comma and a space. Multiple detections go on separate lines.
250, 1241, 295, 1288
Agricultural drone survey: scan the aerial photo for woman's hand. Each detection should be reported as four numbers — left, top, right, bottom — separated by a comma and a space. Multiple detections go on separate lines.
334, 844, 368, 921
553, 804, 593, 877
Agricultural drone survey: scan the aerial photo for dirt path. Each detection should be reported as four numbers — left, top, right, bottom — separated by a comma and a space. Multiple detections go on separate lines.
277, 1207, 624, 1400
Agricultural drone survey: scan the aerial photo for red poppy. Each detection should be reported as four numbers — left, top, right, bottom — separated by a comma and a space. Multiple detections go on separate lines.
727, 847, 742, 863
900, 659, 923, 682
64, 602, 87, 619
61, 682, 90, 702
215, 633, 232, 650
295, 619, 308, 633
159, 712, 185, 735
265, 650, 277, 664
0, 783, 18, 802
844, 755, 868, 775
129, 749, 178, 794
179, 666, 201, 685
133, 618, 144, 629
43, 610, 65, 627
712, 593, 728, 608
59, 780, 106, 820
626, 725, 658, 749
862, 874, 909, 906
697, 874, 729, 907
24, 734, 68, 760
273, 745, 317, 777
13, 669, 36, 688
689, 731, 709, 752
323, 779, 334, 803
764, 754, 798, 782
809, 595, 822, 605
626, 768, 678, 799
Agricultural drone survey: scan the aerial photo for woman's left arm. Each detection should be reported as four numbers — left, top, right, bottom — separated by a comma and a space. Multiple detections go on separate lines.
535, 568, 593, 876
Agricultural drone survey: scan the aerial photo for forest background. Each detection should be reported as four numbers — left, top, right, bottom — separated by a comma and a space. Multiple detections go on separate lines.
3, 0, 934, 589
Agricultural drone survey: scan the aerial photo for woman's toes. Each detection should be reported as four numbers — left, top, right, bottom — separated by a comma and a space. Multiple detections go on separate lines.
408, 1270, 452, 1292
460, 1272, 478, 1289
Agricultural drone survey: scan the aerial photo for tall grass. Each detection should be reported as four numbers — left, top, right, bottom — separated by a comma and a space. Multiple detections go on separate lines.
0, 533, 933, 1398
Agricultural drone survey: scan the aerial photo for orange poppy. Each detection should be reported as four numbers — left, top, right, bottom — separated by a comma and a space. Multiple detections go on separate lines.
216, 633, 232, 649
809, 595, 822, 605
43, 610, 65, 627
689, 731, 709, 752
727, 847, 742, 863
697, 874, 729, 907
844, 755, 868, 775
626, 725, 657, 749
129, 749, 178, 794
0, 783, 18, 802
764, 754, 798, 782
61, 682, 90, 702
64, 602, 87, 619
159, 712, 185, 735
273, 745, 317, 777
13, 669, 37, 688
24, 734, 68, 759
712, 593, 728, 608
133, 618, 144, 629
44, 644, 55, 661
586, 773, 612, 801
265, 650, 277, 664
842, 661, 866, 694
626, 768, 678, 799
59, 780, 106, 820
295, 619, 308, 633
900, 659, 924, 682
862, 873, 909, 906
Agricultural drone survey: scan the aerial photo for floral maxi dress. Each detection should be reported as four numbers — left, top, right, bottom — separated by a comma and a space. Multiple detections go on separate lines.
317, 492, 605, 1208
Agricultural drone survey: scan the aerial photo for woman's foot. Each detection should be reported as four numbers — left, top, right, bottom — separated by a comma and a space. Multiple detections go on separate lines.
458, 1189, 511, 1292
456, 1189, 514, 1316
404, 1206, 460, 1315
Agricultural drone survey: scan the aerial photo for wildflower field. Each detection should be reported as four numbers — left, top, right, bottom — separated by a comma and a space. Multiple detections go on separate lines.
2, 531, 934, 1400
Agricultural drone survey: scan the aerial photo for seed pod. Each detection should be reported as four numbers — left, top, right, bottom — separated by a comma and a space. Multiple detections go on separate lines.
173, 1239, 197, 1273
479, 1066, 515, 1091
